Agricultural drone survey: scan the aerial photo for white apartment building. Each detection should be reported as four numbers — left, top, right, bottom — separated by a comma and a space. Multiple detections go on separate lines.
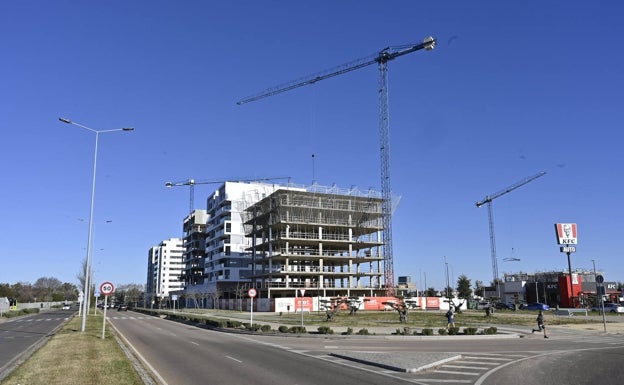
184, 181, 288, 304
146, 238, 184, 306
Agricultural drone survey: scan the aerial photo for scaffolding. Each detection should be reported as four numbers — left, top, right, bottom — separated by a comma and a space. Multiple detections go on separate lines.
243, 183, 388, 298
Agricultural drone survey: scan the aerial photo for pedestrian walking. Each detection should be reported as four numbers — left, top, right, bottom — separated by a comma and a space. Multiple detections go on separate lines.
446, 307, 455, 329
532, 310, 548, 338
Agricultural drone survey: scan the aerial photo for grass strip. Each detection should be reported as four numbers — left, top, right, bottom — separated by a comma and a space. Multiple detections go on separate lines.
2, 314, 144, 385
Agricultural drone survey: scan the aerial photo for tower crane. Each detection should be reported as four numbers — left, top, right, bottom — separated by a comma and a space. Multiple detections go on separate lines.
475, 171, 546, 296
166, 177, 291, 214
238, 36, 436, 295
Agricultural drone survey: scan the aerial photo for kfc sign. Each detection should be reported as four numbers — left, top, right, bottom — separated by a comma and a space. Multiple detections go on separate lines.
555, 223, 578, 245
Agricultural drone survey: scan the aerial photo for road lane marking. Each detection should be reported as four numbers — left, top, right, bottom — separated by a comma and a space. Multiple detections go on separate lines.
190, 341, 199, 346
443, 364, 493, 370
435, 370, 480, 376
225, 355, 242, 363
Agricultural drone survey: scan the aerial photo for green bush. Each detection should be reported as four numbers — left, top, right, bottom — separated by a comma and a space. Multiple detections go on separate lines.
438, 328, 448, 335
228, 320, 243, 328
260, 324, 272, 332
278, 325, 289, 333
289, 326, 307, 334
357, 328, 370, 335
484, 326, 498, 335
243, 323, 261, 331
448, 327, 460, 335
317, 326, 334, 334
421, 328, 434, 336
343, 327, 354, 335
205, 319, 227, 328
464, 327, 478, 335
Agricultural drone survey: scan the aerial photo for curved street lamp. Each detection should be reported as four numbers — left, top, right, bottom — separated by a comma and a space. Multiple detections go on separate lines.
59, 117, 133, 332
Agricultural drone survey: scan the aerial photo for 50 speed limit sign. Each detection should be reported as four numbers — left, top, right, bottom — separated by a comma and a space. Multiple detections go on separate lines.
100, 281, 115, 296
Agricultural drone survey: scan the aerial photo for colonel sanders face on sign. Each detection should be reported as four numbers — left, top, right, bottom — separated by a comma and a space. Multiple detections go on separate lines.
563, 224, 572, 237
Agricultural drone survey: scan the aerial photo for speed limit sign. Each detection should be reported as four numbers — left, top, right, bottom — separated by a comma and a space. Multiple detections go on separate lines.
100, 281, 115, 296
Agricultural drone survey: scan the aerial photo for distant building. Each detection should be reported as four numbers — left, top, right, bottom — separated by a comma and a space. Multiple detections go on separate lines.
146, 238, 184, 307
397, 276, 417, 296
500, 269, 617, 308
181, 210, 208, 286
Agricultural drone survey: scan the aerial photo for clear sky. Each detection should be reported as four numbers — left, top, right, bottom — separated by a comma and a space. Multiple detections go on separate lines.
1, 1, 622, 292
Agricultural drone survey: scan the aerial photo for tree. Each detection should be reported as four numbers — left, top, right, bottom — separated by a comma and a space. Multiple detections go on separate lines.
14, 282, 35, 302
114, 283, 143, 307
456, 275, 472, 299
474, 280, 485, 297
76, 258, 88, 295
34, 277, 62, 302
208, 289, 222, 309
0, 283, 14, 298
425, 287, 437, 297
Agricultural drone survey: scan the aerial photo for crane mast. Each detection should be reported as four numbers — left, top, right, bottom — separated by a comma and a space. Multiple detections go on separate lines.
238, 37, 436, 295
475, 171, 547, 294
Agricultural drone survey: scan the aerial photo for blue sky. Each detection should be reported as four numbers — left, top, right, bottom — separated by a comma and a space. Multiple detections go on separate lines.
1, 1, 622, 292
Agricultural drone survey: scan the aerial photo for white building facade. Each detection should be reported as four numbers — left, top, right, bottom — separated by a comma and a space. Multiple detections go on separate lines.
146, 238, 185, 306
184, 181, 287, 305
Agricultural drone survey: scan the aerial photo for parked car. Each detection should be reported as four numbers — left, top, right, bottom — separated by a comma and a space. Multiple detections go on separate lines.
62, 304, 71, 310
521, 302, 550, 311
494, 302, 515, 310
591, 303, 624, 313
117, 304, 128, 311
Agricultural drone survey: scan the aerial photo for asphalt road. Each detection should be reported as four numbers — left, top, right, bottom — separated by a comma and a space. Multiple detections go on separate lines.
0, 308, 74, 380
108, 311, 405, 385
108, 312, 624, 385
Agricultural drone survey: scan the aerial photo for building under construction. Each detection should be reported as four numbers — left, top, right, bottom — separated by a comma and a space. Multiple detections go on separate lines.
244, 183, 387, 298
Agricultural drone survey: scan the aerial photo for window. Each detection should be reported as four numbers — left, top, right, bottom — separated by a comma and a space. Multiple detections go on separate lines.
225, 222, 232, 233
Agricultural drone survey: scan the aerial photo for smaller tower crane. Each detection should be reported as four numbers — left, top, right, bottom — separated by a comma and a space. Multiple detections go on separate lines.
166, 177, 291, 214
475, 171, 546, 295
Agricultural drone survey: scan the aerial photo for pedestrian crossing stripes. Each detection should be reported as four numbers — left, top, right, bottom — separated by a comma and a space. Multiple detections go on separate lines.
13, 317, 69, 322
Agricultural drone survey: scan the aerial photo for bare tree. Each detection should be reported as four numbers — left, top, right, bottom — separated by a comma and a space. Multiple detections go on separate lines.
234, 282, 249, 311
34, 277, 62, 302
208, 289, 222, 310
76, 258, 88, 295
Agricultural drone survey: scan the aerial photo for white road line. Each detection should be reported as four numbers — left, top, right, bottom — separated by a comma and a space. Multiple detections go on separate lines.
461, 356, 513, 361
225, 355, 242, 363
443, 364, 492, 370
190, 341, 199, 346
455, 361, 498, 366
414, 380, 471, 383
435, 370, 480, 376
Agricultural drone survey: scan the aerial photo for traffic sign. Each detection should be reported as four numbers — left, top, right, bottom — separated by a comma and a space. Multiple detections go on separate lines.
596, 274, 604, 284
100, 281, 115, 296
248, 288, 257, 298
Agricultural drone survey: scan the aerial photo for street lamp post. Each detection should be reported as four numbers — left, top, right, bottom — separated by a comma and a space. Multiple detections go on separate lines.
59, 117, 133, 332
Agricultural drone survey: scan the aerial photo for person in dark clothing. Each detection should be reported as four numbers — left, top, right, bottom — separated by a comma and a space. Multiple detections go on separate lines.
532, 310, 548, 338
